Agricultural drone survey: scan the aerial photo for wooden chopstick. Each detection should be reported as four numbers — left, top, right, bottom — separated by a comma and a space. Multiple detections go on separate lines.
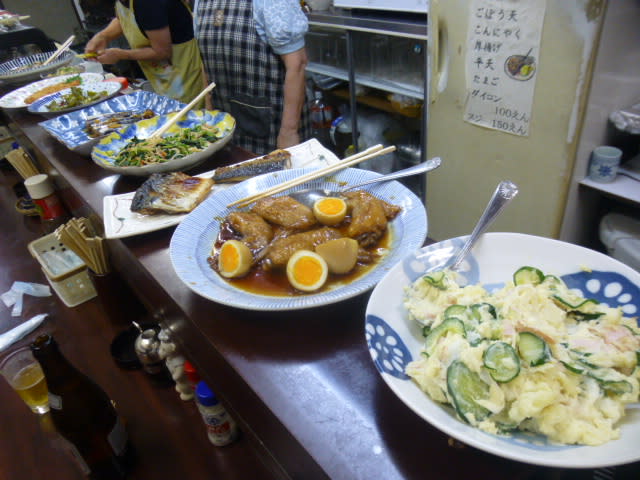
148, 82, 216, 140
228, 144, 395, 209
42, 34, 75, 66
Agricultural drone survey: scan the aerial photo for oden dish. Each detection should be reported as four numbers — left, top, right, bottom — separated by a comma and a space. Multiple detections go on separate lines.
91, 109, 236, 176
170, 167, 427, 311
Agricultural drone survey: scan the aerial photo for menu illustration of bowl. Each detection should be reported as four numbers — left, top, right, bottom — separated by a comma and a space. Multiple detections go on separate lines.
505, 53, 536, 81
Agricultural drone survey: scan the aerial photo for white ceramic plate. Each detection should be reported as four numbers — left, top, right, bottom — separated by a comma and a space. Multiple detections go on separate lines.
170, 166, 427, 311
0, 50, 75, 84
0, 72, 104, 109
91, 109, 236, 176
103, 139, 340, 239
365, 232, 640, 468
27, 81, 122, 116
38, 90, 184, 156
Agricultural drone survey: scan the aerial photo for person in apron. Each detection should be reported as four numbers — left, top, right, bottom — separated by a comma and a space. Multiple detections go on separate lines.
194, 0, 311, 155
85, 0, 204, 105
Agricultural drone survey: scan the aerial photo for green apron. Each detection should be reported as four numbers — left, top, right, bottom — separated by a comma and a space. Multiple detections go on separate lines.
116, 0, 204, 105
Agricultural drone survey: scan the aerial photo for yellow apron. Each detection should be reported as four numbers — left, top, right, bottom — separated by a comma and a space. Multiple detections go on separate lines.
116, 0, 204, 105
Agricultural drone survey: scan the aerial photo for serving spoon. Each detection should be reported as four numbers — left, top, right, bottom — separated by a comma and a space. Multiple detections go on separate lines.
289, 156, 442, 207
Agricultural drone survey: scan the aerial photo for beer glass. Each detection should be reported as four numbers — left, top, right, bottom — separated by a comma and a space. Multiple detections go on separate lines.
0, 346, 49, 414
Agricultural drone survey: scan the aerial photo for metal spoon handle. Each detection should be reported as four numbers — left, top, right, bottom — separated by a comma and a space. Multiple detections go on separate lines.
449, 180, 519, 271
343, 156, 442, 191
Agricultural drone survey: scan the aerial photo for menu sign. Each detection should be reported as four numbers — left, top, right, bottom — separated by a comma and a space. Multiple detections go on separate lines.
464, 0, 546, 136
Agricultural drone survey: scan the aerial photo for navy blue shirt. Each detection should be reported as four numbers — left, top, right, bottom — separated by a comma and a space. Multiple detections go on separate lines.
119, 0, 194, 44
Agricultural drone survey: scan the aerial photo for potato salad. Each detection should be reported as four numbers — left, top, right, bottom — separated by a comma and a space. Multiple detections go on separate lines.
404, 267, 640, 446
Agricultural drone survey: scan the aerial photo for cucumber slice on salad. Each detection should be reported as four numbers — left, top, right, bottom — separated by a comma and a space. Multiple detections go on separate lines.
513, 266, 545, 286
424, 318, 466, 356
422, 271, 447, 290
483, 342, 521, 382
517, 331, 549, 366
444, 304, 468, 319
447, 361, 491, 424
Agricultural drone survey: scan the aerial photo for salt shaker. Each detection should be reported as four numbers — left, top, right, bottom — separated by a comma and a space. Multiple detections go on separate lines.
195, 381, 238, 446
23, 174, 68, 231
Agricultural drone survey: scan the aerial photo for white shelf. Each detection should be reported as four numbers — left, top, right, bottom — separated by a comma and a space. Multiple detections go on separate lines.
580, 175, 640, 205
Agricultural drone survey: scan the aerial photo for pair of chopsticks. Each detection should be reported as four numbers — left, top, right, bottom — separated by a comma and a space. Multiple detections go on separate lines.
147, 82, 216, 140
5, 148, 40, 179
42, 34, 75, 66
55, 217, 110, 275
227, 144, 396, 209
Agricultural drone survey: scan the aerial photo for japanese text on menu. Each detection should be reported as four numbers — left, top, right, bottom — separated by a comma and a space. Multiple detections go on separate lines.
465, 0, 546, 136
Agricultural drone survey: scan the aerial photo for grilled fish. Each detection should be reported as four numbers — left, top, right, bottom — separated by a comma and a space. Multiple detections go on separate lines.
130, 172, 214, 215
212, 149, 291, 183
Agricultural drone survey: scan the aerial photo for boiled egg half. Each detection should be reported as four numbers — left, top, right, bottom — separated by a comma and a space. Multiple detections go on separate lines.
218, 240, 252, 278
313, 196, 347, 226
286, 250, 329, 292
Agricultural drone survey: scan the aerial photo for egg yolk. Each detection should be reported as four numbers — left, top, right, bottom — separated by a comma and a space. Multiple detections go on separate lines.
286, 250, 328, 292
313, 197, 347, 226
218, 240, 252, 278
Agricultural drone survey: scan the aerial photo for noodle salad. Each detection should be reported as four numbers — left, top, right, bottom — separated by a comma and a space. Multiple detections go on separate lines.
114, 123, 224, 167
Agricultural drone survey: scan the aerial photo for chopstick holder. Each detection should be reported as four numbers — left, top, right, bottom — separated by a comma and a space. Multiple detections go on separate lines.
54, 217, 110, 275
228, 144, 395, 209
6, 148, 40, 179
42, 34, 75, 66
148, 82, 216, 140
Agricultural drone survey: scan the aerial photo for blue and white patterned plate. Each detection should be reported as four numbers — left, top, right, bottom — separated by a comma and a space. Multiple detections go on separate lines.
0, 50, 75, 84
91, 109, 236, 176
170, 167, 427, 311
365, 232, 640, 468
39, 91, 184, 156
27, 81, 122, 116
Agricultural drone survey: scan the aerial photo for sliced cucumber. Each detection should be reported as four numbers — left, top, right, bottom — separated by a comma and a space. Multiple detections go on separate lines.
513, 266, 545, 286
601, 380, 633, 396
447, 360, 491, 424
483, 342, 521, 382
517, 331, 549, 367
444, 304, 468, 319
424, 318, 466, 356
542, 274, 564, 291
470, 302, 497, 321
422, 271, 447, 290
552, 296, 599, 311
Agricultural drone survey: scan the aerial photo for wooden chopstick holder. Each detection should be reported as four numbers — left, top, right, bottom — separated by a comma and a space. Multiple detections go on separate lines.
228, 144, 395, 209
148, 82, 216, 140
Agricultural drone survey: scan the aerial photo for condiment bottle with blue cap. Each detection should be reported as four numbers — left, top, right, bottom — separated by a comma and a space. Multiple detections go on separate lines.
195, 380, 238, 446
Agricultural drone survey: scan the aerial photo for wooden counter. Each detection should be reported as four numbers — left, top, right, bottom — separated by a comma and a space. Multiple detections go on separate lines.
3, 106, 639, 480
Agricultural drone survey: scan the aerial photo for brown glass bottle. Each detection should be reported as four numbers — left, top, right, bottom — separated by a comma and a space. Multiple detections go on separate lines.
30, 334, 133, 479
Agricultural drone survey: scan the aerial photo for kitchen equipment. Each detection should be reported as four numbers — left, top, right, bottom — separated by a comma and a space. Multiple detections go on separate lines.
289, 156, 441, 207
333, 0, 428, 13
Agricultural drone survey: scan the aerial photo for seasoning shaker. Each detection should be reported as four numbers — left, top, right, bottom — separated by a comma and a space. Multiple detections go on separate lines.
134, 328, 173, 386
195, 381, 238, 446
23, 174, 68, 230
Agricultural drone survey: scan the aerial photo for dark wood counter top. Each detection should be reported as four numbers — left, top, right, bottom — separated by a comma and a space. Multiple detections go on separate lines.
4, 106, 639, 480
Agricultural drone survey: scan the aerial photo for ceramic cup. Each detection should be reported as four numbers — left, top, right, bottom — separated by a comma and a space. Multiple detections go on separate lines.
588, 146, 622, 183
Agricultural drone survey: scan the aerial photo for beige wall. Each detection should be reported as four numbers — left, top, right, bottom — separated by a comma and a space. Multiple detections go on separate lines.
560, 1, 640, 247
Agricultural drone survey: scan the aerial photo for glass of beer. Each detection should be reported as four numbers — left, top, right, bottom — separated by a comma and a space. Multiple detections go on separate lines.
0, 346, 49, 414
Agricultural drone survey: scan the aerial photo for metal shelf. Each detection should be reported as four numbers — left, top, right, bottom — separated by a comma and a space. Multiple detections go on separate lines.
308, 9, 427, 39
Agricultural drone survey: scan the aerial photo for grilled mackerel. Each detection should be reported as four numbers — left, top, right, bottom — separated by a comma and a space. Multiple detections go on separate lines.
212, 149, 291, 183
130, 172, 214, 215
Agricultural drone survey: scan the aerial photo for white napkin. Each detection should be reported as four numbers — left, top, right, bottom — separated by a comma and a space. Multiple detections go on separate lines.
1, 281, 51, 317
0, 313, 48, 352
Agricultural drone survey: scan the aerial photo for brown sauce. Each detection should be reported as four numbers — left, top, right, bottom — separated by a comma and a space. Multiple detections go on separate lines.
208, 223, 393, 297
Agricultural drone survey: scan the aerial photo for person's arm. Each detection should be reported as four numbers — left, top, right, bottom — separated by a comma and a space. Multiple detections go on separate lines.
85, 17, 123, 54
277, 47, 308, 150
95, 26, 173, 65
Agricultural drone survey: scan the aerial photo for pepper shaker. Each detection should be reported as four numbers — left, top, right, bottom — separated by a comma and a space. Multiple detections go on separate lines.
134, 328, 173, 386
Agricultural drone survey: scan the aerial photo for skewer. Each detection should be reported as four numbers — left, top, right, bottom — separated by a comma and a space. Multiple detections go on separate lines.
148, 82, 216, 140
42, 34, 75, 66
228, 144, 395, 209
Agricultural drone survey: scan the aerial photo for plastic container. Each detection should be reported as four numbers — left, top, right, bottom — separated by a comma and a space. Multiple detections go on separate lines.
599, 212, 640, 271
195, 381, 238, 446
27, 233, 97, 307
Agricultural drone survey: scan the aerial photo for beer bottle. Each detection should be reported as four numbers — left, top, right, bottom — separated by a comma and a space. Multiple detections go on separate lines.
30, 334, 132, 479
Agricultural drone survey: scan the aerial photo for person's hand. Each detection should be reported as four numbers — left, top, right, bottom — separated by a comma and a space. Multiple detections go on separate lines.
277, 127, 300, 150
95, 48, 124, 65
85, 34, 107, 56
